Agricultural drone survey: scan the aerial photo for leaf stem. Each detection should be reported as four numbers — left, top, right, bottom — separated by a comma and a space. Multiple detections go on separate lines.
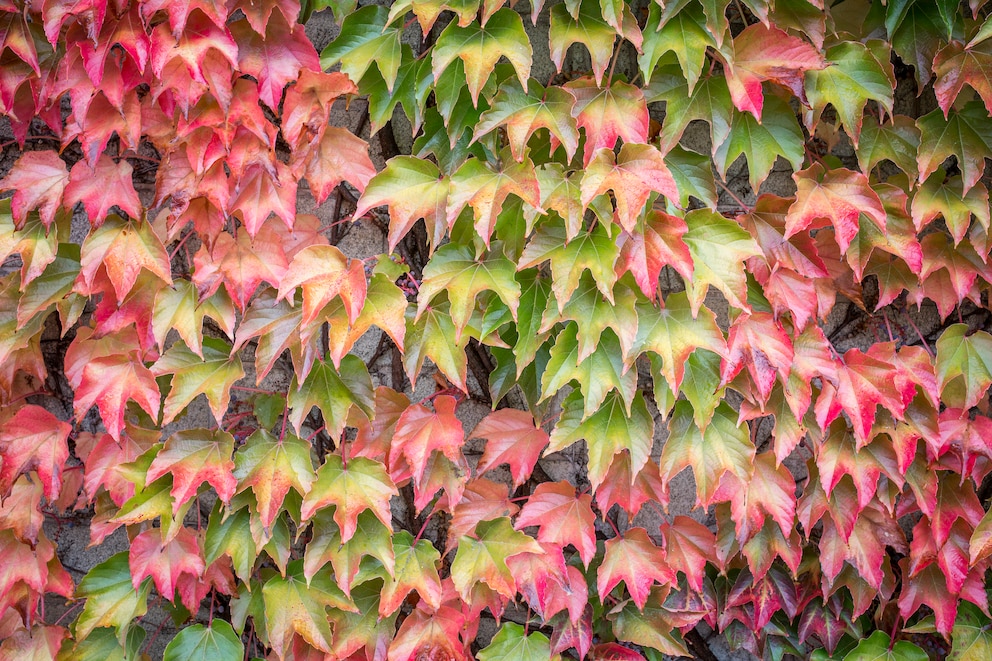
714, 177, 753, 212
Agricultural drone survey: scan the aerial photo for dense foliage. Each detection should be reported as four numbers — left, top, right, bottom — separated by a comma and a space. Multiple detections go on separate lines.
5, 0, 992, 658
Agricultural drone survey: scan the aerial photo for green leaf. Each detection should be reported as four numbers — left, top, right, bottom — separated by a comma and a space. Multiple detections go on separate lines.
542, 275, 638, 363
204, 503, 256, 583
450, 517, 542, 601
714, 95, 805, 192
541, 325, 636, 416
447, 156, 543, 245
320, 6, 402, 89
378, 530, 443, 615
682, 208, 762, 314
511, 269, 553, 373
57, 627, 145, 661
630, 293, 726, 392
519, 219, 619, 308
359, 44, 434, 133
478, 622, 560, 661
805, 40, 894, 146
549, 0, 619, 86
843, 630, 927, 661
935, 324, 992, 409
640, 3, 712, 89
474, 80, 579, 162
548, 389, 655, 491
163, 621, 244, 661
432, 9, 532, 105
950, 601, 992, 661
650, 68, 734, 155
287, 355, 374, 437
418, 243, 522, 341
608, 586, 690, 657
858, 115, 921, 180
75, 553, 151, 644
233, 429, 316, 531
17, 244, 80, 326
917, 100, 992, 194
262, 560, 355, 657
404, 303, 470, 392
299, 455, 398, 541
660, 401, 755, 507
151, 338, 245, 425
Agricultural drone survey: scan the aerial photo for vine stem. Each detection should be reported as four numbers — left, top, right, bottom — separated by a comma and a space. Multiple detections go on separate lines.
714, 177, 753, 212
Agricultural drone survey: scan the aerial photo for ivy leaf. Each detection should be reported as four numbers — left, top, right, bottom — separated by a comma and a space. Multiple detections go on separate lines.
936, 325, 992, 410
204, 505, 255, 584
933, 39, 992, 116
128, 527, 204, 601
858, 115, 922, 180
152, 338, 245, 425
640, 3, 712, 89
304, 510, 394, 596
447, 156, 543, 246
786, 165, 887, 254
378, 530, 443, 615
805, 40, 894, 146
277, 245, 367, 327
474, 80, 579, 162
843, 631, 927, 661
581, 144, 679, 233
714, 95, 805, 192
917, 101, 992, 194
608, 587, 690, 657
262, 560, 355, 657
630, 293, 726, 392
404, 304, 470, 392
64, 154, 142, 224
319, 6, 402, 89
451, 517, 542, 602
661, 401, 755, 507
548, 0, 620, 86
721, 23, 827, 119
0, 404, 71, 501
651, 69, 733, 156
617, 208, 693, 299
541, 325, 636, 415
519, 219, 619, 308
390, 395, 465, 485
192, 226, 289, 311
542, 276, 638, 363
912, 173, 990, 245
78, 215, 173, 303
145, 429, 237, 513
233, 429, 316, 531
286, 355, 375, 437
660, 516, 717, 591
471, 409, 548, 488
162, 621, 244, 661
418, 243, 521, 341
299, 455, 397, 542
432, 9, 532, 105
152, 280, 235, 359
682, 208, 761, 314
354, 156, 449, 253
564, 77, 650, 166
598, 528, 676, 608
231, 12, 319, 110
478, 622, 559, 661
0, 151, 68, 229
548, 390, 654, 493
516, 481, 597, 566
665, 145, 719, 209
294, 126, 376, 204
949, 601, 992, 660
75, 553, 151, 644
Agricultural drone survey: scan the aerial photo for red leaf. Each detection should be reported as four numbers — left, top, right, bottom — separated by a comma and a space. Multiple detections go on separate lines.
720, 313, 794, 404
471, 409, 548, 488
389, 395, 465, 485
192, 222, 289, 310
598, 528, 675, 609
145, 429, 237, 513
722, 23, 826, 118
64, 154, 142, 224
129, 527, 205, 600
230, 162, 298, 237
277, 244, 368, 326
231, 12, 319, 110
516, 481, 597, 566
0, 151, 68, 229
660, 516, 717, 591
786, 165, 886, 254
580, 144, 679, 233
617, 209, 693, 299
722, 453, 796, 542
0, 405, 71, 501
564, 77, 648, 166
295, 126, 376, 205
282, 70, 358, 149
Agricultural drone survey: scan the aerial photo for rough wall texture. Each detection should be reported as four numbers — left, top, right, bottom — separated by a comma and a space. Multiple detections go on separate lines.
0, 2, 951, 659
